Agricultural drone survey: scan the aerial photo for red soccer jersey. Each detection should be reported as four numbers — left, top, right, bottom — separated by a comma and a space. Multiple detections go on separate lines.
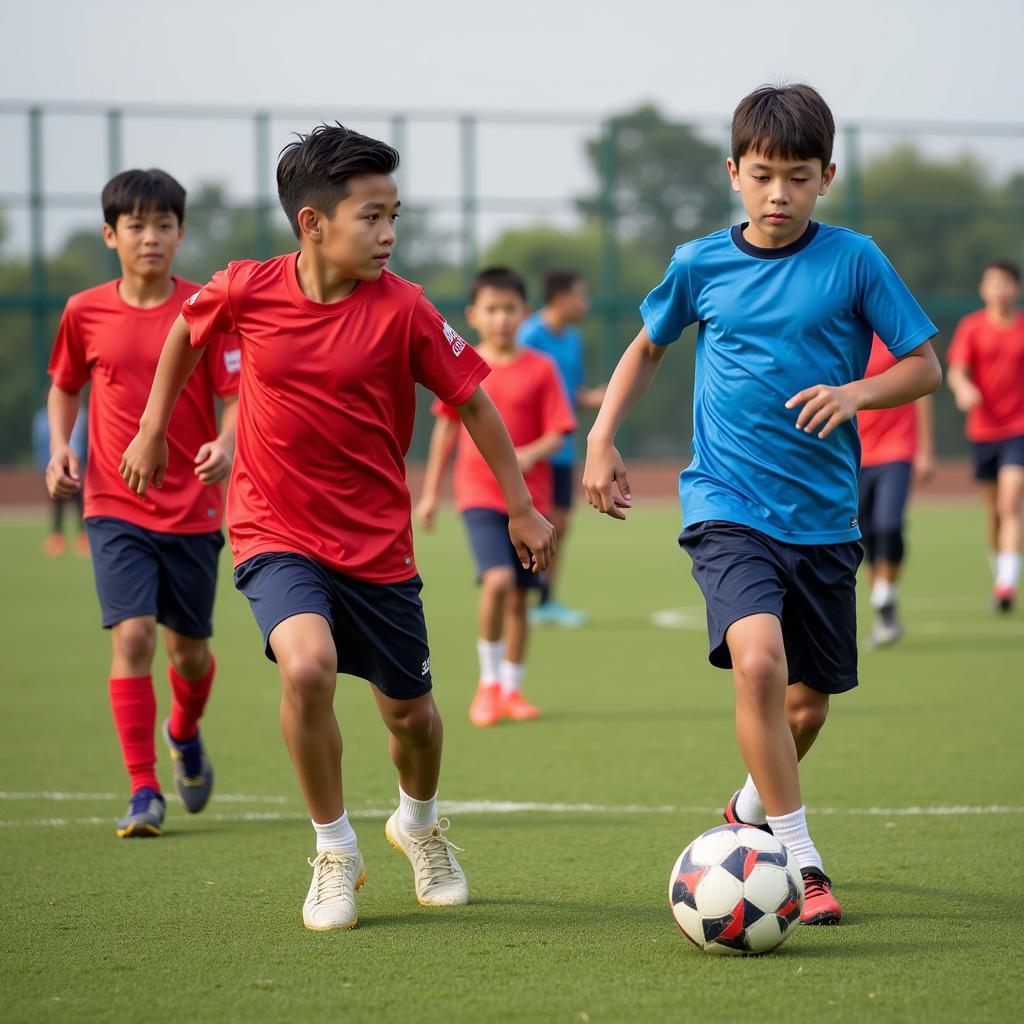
48, 278, 240, 533
858, 335, 918, 467
181, 255, 489, 583
435, 347, 576, 516
947, 309, 1024, 442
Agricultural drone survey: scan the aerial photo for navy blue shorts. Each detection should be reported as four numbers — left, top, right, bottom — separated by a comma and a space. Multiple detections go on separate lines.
84, 516, 224, 637
462, 508, 542, 590
552, 464, 575, 510
233, 552, 432, 701
859, 461, 912, 563
679, 521, 864, 695
973, 434, 1024, 481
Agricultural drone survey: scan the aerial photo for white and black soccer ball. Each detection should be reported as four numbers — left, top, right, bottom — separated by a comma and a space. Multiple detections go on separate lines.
669, 823, 804, 955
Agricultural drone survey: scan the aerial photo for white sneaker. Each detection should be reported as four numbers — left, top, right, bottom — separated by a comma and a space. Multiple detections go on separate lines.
385, 812, 469, 906
302, 849, 366, 931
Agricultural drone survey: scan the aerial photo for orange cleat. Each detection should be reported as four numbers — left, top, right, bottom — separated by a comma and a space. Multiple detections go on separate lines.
501, 691, 541, 721
469, 682, 503, 727
800, 868, 842, 925
43, 534, 66, 558
74, 532, 90, 558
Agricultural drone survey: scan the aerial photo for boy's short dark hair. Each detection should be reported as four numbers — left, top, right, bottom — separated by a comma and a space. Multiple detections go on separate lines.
731, 84, 835, 170
277, 123, 400, 238
469, 266, 527, 304
983, 260, 1022, 284
102, 169, 186, 229
542, 269, 582, 305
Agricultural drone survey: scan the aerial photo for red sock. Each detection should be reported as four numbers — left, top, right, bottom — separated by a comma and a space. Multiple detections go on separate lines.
168, 653, 216, 743
109, 676, 159, 794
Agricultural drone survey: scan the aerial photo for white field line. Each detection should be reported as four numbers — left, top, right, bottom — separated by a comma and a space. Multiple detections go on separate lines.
0, 791, 289, 803
0, 799, 1022, 829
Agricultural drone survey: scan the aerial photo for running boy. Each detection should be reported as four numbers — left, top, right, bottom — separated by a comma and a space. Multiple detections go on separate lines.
417, 267, 575, 726
520, 269, 606, 628
46, 168, 239, 838
582, 84, 940, 924
858, 335, 935, 648
947, 260, 1024, 611
120, 126, 555, 931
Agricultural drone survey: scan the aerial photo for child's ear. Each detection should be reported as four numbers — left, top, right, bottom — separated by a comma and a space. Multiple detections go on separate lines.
296, 207, 321, 242
726, 157, 741, 193
102, 223, 118, 250
819, 162, 837, 197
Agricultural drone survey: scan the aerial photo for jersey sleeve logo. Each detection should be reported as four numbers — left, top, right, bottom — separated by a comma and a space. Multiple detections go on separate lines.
442, 321, 467, 357
187, 290, 201, 305
223, 348, 241, 374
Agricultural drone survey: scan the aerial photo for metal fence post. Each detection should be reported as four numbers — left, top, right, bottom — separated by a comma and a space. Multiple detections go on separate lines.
28, 107, 47, 398
844, 125, 863, 230
106, 108, 123, 274
599, 120, 620, 379
390, 113, 407, 277
254, 111, 272, 261
460, 114, 478, 285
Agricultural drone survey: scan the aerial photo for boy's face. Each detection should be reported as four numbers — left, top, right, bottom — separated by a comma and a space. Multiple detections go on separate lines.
553, 281, 589, 323
979, 268, 1021, 310
102, 206, 183, 280
466, 287, 528, 348
308, 174, 399, 281
727, 150, 836, 247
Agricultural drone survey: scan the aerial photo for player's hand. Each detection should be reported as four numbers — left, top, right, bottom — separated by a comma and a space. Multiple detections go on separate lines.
914, 452, 936, 485
508, 505, 556, 573
416, 496, 438, 532
194, 439, 233, 485
952, 381, 982, 414
120, 428, 168, 496
785, 383, 859, 439
516, 448, 538, 474
582, 441, 632, 520
44, 444, 81, 499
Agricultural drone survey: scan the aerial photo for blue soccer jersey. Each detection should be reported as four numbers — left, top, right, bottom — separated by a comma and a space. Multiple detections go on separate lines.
640, 221, 936, 544
519, 312, 583, 466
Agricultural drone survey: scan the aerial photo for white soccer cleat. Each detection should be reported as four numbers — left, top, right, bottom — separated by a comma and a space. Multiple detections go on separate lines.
302, 849, 366, 931
385, 812, 469, 906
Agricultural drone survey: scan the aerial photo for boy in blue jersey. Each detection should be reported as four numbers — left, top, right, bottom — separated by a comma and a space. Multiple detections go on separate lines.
520, 270, 606, 627
583, 84, 941, 925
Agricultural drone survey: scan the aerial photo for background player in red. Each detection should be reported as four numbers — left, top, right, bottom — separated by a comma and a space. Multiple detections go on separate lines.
857, 335, 935, 648
417, 267, 575, 726
947, 260, 1024, 611
120, 126, 555, 932
45, 169, 239, 838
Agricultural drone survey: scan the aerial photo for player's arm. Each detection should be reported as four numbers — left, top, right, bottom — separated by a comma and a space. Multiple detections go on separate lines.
515, 430, 568, 473
416, 415, 459, 532
575, 384, 607, 411
913, 394, 936, 483
454, 386, 556, 572
120, 315, 205, 495
946, 363, 982, 413
583, 327, 668, 520
787, 339, 942, 440
194, 395, 238, 485
45, 385, 83, 498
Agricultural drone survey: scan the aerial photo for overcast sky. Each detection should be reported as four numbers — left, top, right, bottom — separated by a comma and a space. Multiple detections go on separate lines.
2, 0, 1022, 253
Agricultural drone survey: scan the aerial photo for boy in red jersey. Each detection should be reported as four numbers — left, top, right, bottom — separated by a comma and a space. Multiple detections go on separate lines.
121, 125, 555, 931
858, 335, 935, 647
417, 267, 575, 726
948, 260, 1024, 611
46, 169, 239, 838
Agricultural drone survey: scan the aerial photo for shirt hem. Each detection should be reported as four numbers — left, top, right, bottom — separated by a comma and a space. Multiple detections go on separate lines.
681, 509, 861, 546
83, 511, 224, 536
232, 542, 419, 584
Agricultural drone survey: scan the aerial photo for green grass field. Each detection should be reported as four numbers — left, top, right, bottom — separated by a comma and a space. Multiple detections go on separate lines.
1, 501, 1021, 1023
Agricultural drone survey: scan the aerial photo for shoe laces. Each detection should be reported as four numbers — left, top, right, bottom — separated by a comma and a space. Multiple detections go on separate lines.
129, 788, 160, 815
307, 851, 360, 902
802, 869, 832, 899
407, 819, 464, 892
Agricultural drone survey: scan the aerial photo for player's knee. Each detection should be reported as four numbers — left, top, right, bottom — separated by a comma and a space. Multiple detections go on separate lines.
481, 567, 516, 596
113, 620, 156, 666
279, 651, 336, 710
733, 649, 787, 706
167, 643, 209, 680
789, 699, 829, 738
875, 528, 904, 564
385, 698, 438, 744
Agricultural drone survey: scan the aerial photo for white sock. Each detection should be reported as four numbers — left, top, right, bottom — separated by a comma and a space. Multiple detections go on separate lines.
996, 552, 1021, 589
766, 806, 823, 872
477, 639, 504, 685
734, 774, 766, 825
989, 551, 999, 578
499, 659, 525, 696
870, 579, 896, 610
398, 786, 437, 835
312, 810, 358, 854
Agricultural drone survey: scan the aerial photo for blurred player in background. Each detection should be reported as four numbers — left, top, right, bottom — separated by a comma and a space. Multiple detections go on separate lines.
418, 267, 575, 726
34, 394, 88, 557
121, 127, 555, 931
947, 260, 1024, 612
520, 270, 605, 627
858, 335, 935, 647
46, 169, 239, 838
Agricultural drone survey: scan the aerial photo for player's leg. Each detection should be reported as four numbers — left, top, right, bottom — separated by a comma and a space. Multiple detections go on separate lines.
974, 440, 1001, 583
866, 462, 912, 647
500, 586, 541, 720
531, 466, 587, 627
994, 459, 1024, 610
43, 496, 66, 557
72, 490, 89, 556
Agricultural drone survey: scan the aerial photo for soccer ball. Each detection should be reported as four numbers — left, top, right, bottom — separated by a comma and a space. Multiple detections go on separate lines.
668, 824, 804, 955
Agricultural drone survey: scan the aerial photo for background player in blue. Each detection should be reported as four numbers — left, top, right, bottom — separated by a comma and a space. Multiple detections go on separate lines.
582, 83, 941, 926
520, 270, 606, 627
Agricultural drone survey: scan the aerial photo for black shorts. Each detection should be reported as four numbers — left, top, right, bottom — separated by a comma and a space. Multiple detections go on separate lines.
859, 461, 912, 562
972, 434, 1024, 481
679, 520, 864, 695
84, 516, 224, 637
233, 552, 432, 701
462, 508, 542, 590
552, 464, 574, 510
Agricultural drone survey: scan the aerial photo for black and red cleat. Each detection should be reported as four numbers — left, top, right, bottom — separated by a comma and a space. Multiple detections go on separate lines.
722, 791, 773, 834
800, 868, 842, 925
993, 583, 1016, 614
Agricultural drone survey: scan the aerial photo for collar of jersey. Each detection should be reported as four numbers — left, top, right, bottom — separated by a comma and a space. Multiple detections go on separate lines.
730, 220, 820, 261
284, 252, 368, 315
